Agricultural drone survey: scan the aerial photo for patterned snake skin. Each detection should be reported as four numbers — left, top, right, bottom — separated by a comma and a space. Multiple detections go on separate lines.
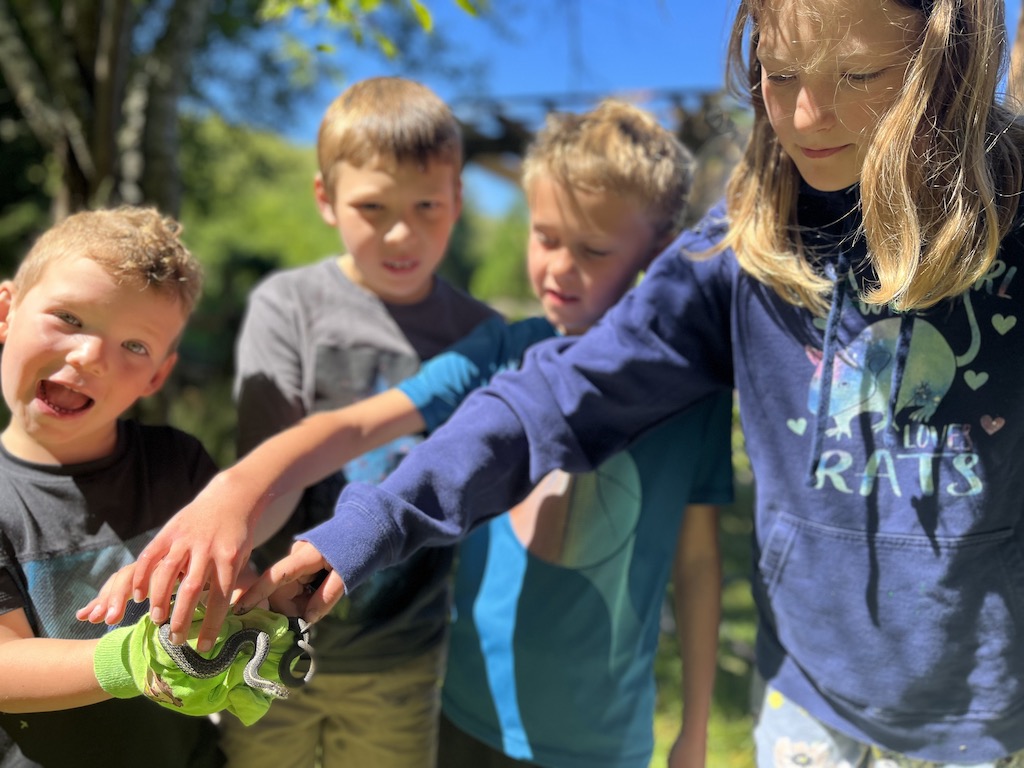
157, 618, 314, 699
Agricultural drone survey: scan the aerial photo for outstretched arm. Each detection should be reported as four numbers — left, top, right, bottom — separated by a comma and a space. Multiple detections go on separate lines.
284, 243, 732, 598
0, 609, 107, 713
667, 503, 721, 768
78, 314, 556, 650
76, 389, 424, 652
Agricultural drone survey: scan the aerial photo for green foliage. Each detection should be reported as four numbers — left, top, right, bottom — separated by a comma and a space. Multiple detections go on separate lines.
464, 198, 533, 304
178, 116, 338, 290
409, 0, 434, 32
258, 0, 485, 59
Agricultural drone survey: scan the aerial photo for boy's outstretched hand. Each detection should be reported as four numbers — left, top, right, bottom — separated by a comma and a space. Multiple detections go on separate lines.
76, 469, 263, 652
237, 541, 346, 625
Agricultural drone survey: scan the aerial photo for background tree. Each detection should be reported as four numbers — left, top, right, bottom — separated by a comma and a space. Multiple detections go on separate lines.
0, 0, 482, 227
0, 0, 213, 218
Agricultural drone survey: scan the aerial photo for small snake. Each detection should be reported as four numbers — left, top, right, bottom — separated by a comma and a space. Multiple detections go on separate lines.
157, 618, 315, 699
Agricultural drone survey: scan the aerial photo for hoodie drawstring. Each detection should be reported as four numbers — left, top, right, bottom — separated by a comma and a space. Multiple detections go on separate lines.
806, 248, 852, 486
885, 313, 914, 447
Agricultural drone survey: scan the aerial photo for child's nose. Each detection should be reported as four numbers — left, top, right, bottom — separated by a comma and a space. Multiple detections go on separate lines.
547, 248, 575, 277
384, 218, 414, 246
67, 336, 107, 374
793, 82, 837, 133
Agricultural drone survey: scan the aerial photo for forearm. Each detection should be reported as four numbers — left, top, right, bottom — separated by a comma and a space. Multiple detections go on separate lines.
0, 637, 108, 713
304, 258, 728, 590
303, 390, 537, 590
674, 506, 722, 745
677, 584, 719, 743
231, 389, 425, 545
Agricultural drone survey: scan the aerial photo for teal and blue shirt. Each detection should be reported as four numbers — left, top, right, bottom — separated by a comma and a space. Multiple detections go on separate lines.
399, 314, 733, 767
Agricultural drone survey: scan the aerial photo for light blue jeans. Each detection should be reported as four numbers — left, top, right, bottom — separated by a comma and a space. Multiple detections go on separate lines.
753, 682, 1024, 768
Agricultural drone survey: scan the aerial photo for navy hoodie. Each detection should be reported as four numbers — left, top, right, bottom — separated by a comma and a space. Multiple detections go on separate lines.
305, 186, 1024, 761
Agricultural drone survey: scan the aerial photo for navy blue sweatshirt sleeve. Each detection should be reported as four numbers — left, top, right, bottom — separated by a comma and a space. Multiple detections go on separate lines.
302, 226, 736, 590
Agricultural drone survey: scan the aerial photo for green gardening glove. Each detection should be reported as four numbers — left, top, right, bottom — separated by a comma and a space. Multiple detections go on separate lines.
93, 604, 315, 726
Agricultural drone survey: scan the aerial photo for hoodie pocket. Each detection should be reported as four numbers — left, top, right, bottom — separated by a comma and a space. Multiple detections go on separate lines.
758, 513, 1024, 719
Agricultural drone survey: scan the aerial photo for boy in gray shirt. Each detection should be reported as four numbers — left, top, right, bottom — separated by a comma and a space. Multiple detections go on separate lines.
222, 76, 496, 768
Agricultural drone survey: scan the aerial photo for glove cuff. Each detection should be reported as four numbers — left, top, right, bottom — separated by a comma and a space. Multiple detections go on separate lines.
93, 625, 142, 699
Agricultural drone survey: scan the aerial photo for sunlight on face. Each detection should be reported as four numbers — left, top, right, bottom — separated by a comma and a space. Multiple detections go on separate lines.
757, 0, 924, 190
526, 175, 660, 335
0, 257, 185, 464
316, 156, 462, 304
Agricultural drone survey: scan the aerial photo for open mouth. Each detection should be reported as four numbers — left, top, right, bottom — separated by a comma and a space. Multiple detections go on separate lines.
38, 381, 94, 414
383, 259, 418, 273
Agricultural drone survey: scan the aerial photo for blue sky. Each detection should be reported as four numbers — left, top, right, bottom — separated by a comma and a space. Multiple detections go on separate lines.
289, 2, 733, 136
286, 1, 1022, 214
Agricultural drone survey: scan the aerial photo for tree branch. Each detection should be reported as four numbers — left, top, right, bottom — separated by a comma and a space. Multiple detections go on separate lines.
9, 0, 95, 178
0, 3, 63, 147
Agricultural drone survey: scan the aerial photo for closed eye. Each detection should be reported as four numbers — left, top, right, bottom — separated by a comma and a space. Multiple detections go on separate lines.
845, 70, 885, 84
52, 310, 81, 328
534, 230, 557, 248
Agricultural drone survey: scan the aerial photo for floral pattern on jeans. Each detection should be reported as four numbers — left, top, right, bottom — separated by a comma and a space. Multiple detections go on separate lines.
870, 746, 1024, 767
775, 737, 853, 767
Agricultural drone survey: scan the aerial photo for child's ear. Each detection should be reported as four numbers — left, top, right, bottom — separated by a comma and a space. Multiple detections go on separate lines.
313, 173, 339, 227
0, 281, 16, 343
142, 352, 178, 397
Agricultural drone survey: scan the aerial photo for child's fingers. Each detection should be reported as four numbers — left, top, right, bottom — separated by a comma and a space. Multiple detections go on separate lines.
75, 564, 135, 624
135, 546, 189, 625
266, 581, 304, 616
132, 539, 174, 602
75, 594, 104, 622
99, 565, 136, 624
194, 560, 243, 653
234, 567, 293, 614
235, 542, 326, 614
165, 557, 211, 644
303, 571, 346, 624
145, 560, 183, 626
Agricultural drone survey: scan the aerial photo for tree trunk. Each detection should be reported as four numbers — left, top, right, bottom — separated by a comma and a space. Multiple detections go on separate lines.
0, 0, 210, 220
140, 0, 212, 216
